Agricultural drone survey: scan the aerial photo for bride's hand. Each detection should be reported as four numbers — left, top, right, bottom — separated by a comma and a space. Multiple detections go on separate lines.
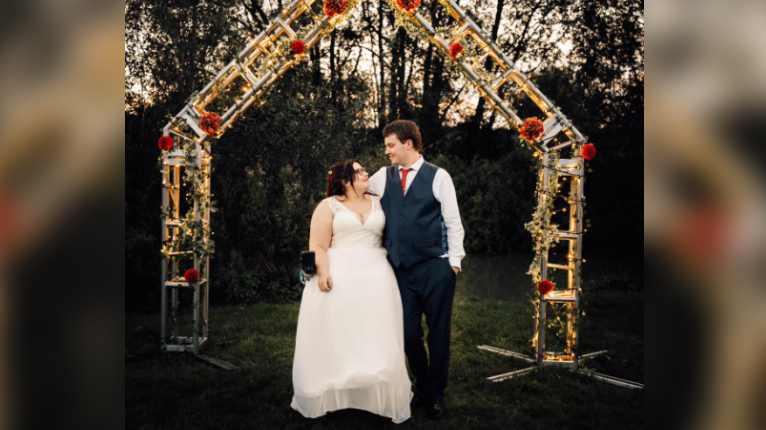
318, 274, 333, 292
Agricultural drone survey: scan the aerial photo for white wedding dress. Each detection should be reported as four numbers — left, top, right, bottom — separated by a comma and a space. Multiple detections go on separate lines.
291, 195, 413, 424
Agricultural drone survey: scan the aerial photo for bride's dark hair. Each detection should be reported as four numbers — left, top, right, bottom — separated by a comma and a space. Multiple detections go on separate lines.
325, 159, 362, 198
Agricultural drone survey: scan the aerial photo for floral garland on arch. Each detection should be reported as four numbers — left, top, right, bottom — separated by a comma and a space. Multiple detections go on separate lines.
158, 125, 217, 265
524, 141, 595, 350
525, 150, 562, 286
233, 18, 320, 91
524, 150, 566, 349
159, 6, 338, 268
249, 31, 311, 79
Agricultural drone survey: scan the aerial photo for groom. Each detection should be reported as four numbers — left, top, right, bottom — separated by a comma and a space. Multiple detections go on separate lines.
368, 120, 465, 419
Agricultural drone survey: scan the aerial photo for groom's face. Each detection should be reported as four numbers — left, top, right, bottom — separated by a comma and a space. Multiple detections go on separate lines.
384, 135, 411, 166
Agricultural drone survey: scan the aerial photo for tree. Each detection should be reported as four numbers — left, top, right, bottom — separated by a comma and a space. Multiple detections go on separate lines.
125, 0, 644, 306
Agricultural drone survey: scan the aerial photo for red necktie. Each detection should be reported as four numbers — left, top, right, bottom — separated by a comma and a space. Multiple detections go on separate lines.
401, 168, 412, 194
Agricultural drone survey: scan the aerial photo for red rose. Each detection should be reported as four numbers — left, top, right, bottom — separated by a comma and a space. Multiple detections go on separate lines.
395, 0, 421, 12
199, 112, 221, 137
291, 40, 306, 55
184, 269, 200, 283
519, 117, 545, 142
537, 280, 553, 296
449, 42, 463, 58
581, 143, 597, 160
158, 136, 174, 151
324, 0, 347, 17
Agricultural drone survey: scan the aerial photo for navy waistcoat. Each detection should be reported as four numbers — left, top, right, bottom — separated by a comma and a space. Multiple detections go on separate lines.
380, 162, 445, 268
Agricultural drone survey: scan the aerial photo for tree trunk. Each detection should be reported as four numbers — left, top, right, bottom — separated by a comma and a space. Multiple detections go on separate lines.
389, 26, 405, 120
396, 28, 408, 118
330, 32, 337, 101
419, 1, 439, 108
419, 3, 442, 130
377, 3, 387, 128
421, 42, 434, 110
470, 0, 505, 129
310, 45, 322, 88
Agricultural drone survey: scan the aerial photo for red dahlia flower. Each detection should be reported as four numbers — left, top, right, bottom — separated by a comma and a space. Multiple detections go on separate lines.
184, 269, 200, 283
199, 112, 222, 137
519, 117, 544, 142
581, 143, 597, 160
449, 42, 463, 58
291, 40, 306, 55
158, 136, 174, 151
537, 280, 553, 296
324, 0, 347, 17
396, 0, 421, 12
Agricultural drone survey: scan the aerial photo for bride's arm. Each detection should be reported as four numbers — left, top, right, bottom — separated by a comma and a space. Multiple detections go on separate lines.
309, 200, 334, 292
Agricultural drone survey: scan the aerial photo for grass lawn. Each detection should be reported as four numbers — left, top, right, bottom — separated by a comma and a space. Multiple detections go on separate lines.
126, 280, 643, 429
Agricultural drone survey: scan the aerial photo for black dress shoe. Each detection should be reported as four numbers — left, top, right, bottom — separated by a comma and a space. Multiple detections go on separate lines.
427, 398, 444, 419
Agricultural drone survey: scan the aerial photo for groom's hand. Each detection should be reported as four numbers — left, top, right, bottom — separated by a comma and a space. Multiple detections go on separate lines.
452, 267, 459, 276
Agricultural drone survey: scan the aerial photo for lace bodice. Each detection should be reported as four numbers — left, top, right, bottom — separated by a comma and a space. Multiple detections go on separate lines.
325, 195, 385, 249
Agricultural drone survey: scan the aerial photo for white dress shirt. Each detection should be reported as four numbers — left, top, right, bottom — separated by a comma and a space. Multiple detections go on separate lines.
368, 155, 466, 271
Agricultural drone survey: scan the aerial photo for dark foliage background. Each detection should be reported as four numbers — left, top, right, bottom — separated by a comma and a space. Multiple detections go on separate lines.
125, 0, 643, 310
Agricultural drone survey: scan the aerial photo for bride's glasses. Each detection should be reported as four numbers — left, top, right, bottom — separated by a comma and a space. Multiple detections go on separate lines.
354, 167, 368, 177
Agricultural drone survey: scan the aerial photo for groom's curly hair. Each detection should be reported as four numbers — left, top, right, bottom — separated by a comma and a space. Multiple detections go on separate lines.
383, 120, 422, 152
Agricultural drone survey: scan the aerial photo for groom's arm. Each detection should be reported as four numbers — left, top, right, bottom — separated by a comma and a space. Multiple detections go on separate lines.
367, 167, 387, 197
436, 170, 466, 271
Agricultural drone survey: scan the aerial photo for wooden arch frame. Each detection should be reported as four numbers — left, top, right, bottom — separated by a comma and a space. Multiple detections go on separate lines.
155, 0, 630, 389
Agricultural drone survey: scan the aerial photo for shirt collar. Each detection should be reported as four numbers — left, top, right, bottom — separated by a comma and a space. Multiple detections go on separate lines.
399, 155, 424, 171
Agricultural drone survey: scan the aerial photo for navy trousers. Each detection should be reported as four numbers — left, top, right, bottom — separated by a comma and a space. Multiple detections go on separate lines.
394, 256, 457, 401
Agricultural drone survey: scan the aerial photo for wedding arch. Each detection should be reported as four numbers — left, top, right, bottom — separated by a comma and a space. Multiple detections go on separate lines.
156, 0, 638, 388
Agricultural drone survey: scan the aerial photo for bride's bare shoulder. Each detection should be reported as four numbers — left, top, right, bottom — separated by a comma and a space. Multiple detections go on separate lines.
314, 198, 328, 210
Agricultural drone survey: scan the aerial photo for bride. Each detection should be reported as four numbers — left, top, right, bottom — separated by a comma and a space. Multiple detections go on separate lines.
291, 159, 413, 423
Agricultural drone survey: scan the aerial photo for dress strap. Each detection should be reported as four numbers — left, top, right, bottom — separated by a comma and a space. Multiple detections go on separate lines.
326, 196, 343, 215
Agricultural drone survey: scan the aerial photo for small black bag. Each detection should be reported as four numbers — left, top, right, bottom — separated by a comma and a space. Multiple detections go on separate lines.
301, 251, 316, 277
